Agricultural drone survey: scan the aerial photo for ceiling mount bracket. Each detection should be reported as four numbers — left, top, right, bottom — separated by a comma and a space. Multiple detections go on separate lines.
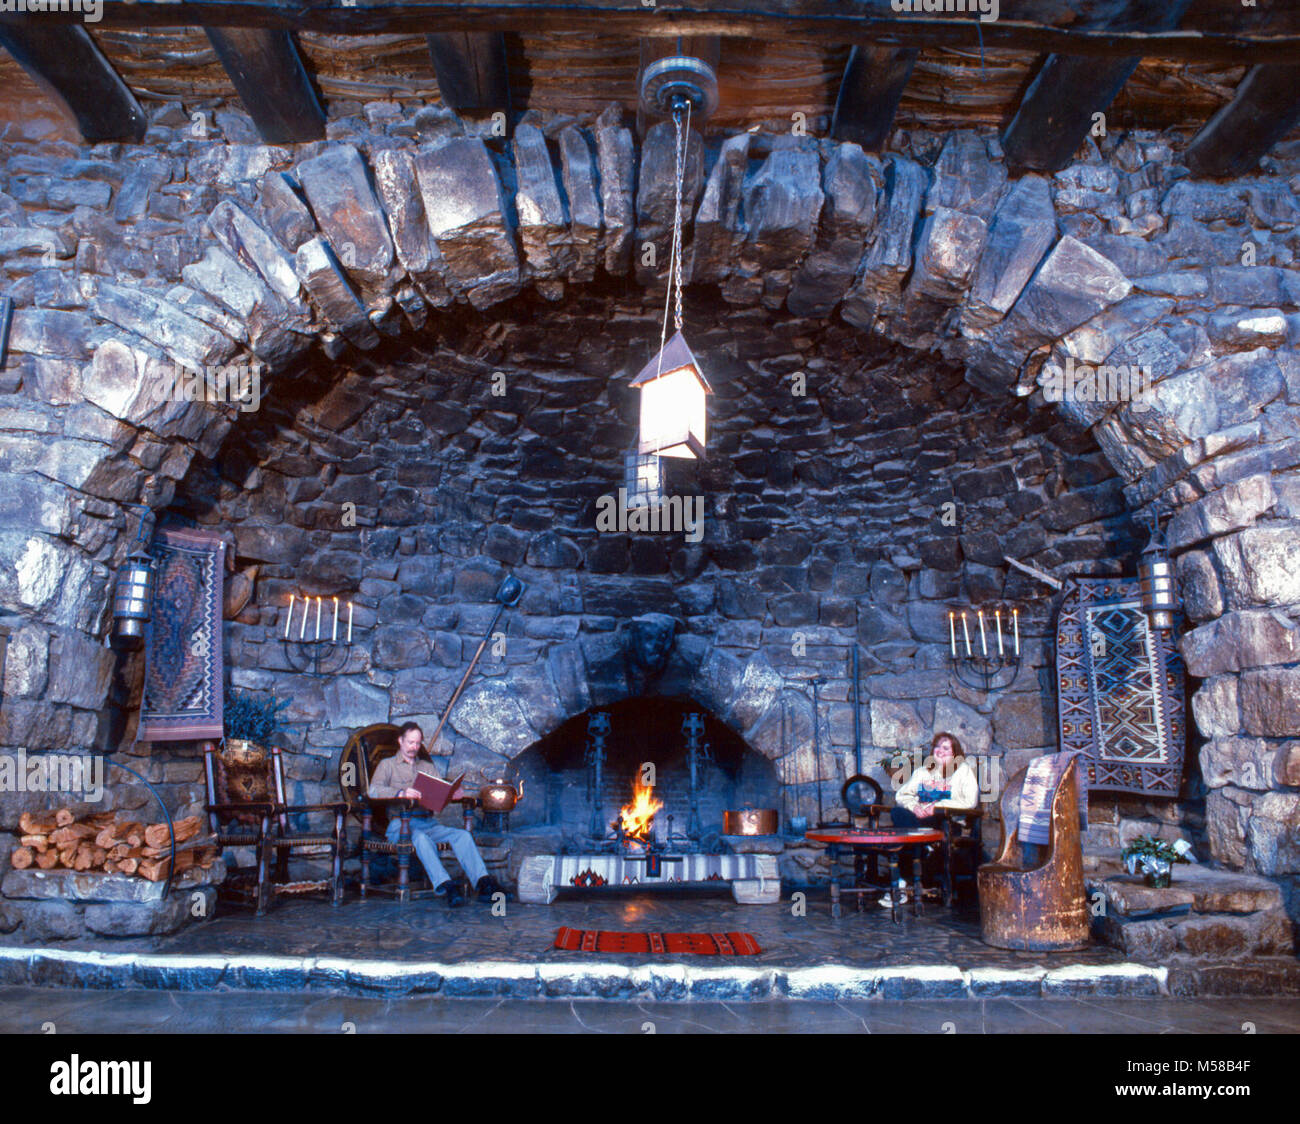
639, 55, 719, 121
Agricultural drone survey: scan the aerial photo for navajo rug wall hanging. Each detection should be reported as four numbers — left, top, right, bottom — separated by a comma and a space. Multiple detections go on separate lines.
138, 528, 226, 742
1056, 577, 1185, 797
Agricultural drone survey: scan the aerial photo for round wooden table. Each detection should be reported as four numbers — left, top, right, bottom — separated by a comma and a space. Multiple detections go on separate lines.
805, 828, 944, 922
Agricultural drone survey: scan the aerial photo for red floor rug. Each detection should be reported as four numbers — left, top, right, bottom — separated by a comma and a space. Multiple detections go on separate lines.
553, 927, 762, 955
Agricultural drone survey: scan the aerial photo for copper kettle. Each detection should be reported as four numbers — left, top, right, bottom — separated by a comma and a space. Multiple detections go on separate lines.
478, 774, 522, 812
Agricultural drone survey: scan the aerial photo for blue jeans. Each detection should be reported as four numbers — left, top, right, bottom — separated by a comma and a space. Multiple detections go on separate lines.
888, 805, 939, 881
386, 816, 488, 889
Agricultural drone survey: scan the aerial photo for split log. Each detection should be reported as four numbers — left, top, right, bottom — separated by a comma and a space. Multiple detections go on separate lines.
83, 811, 117, 828
102, 859, 119, 874
19, 834, 49, 851
49, 823, 97, 846
54, 808, 76, 827
10, 846, 34, 870
116, 857, 139, 876
19, 811, 60, 835
96, 819, 145, 848
57, 845, 79, 867
35, 849, 60, 870
145, 815, 201, 851
107, 843, 130, 862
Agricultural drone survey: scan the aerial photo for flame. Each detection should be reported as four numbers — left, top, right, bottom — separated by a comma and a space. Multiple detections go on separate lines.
618, 782, 663, 844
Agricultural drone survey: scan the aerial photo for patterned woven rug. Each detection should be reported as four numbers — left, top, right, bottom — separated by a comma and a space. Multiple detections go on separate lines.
554, 928, 763, 956
1056, 577, 1185, 797
138, 528, 226, 742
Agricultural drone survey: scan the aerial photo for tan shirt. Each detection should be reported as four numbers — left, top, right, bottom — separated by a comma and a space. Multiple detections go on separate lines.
368, 754, 444, 799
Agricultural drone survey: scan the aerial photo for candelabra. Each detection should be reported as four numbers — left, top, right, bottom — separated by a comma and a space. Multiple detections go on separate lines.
948, 606, 1021, 691
281, 594, 359, 678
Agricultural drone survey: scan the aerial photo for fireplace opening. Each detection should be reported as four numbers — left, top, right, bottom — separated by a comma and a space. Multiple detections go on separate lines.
508, 697, 780, 853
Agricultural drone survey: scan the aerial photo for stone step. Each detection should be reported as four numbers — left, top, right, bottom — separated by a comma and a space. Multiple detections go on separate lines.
0, 944, 1179, 1000
1091, 865, 1283, 919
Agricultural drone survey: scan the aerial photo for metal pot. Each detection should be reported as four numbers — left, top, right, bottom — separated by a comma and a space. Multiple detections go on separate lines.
478, 779, 520, 812
723, 808, 779, 836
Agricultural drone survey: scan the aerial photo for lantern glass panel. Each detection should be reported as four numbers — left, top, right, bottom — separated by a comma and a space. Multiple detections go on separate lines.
637, 364, 706, 459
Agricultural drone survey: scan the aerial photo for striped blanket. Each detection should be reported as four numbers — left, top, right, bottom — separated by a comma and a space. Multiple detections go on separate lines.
1018, 751, 1088, 846
554, 928, 762, 956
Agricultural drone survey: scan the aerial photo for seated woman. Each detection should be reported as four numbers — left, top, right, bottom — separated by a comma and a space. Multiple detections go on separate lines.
881, 731, 978, 907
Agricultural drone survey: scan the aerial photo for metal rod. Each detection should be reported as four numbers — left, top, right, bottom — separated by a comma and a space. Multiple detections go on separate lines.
852, 646, 861, 775
812, 676, 825, 827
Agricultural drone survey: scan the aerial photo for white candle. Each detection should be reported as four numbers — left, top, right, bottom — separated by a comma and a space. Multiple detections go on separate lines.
299, 593, 307, 639
995, 609, 1004, 657
347, 601, 353, 644
1013, 608, 1020, 655
315, 596, 322, 641
948, 611, 957, 658
332, 596, 339, 643
978, 610, 988, 656
285, 594, 295, 639
961, 612, 972, 657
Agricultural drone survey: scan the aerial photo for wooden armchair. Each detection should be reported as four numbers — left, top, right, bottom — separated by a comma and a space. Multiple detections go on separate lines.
203, 740, 346, 915
977, 757, 1090, 951
338, 723, 477, 903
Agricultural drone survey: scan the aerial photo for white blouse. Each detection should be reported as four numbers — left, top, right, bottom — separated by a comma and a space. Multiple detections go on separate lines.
895, 760, 979, 813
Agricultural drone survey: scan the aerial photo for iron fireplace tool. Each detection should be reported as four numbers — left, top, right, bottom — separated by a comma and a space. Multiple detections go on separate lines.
427, 574, 525, 754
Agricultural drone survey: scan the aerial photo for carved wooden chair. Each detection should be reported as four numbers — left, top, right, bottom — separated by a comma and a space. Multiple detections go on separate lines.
338, 723, 476, 903
977, 757, 1090, 951
203, 740, 347, 915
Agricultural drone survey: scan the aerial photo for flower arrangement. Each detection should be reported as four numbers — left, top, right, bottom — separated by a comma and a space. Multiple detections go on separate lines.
224, 690, 290, 747
1122, 835, 1191, 888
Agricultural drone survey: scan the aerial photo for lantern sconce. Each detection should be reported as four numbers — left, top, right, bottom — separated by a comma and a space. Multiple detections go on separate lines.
110, 510, 155, 651
623, 447, 666, 509
629, 330, 711, 460
1137, 509, 1179, 632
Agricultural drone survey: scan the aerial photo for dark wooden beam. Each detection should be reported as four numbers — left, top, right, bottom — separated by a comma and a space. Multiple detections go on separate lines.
0, 25, 145, 142
830, 45, 917, 152
205, 29, 326, 143
427, 31, 511, 115
5, 1, 1300, 63
1002, 0, 1195, 172
1185, 66, 1300, 178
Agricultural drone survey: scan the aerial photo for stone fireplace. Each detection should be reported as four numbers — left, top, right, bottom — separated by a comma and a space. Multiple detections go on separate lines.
0, 92, 1297, 948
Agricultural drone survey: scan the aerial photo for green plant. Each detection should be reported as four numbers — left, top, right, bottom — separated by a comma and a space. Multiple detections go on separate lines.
224, 690, 290, 744
1122, 835, 1189, 877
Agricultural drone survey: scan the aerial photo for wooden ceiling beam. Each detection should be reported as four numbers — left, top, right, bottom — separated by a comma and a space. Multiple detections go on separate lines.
0, 25, 145, 142
205, 29, 326, 143
1185, 66, 1300, 178
830, 45, 917, 153
1001, 0, 1195, 173
427, 31, 511, 116
5, 1, 1300, 63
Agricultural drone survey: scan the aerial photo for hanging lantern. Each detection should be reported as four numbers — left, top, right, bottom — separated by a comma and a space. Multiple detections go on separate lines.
623, 447, 666, 508
630, 330, 711, 460
1137, 521, 1178, 632
111, 546, 155, 651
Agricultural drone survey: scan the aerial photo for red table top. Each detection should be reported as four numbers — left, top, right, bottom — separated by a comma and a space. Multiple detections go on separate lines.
804, 828, 943, 846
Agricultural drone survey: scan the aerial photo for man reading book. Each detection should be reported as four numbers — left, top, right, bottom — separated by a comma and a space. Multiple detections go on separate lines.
367, 721, 503, 907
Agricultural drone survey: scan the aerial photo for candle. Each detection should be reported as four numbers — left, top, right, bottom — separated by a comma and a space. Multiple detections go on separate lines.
948, 611, 957, 659
299, 592, 307, 639
977, 610, 988, 656
347, 601, 353, 644
285, 594, 295, 640
961, 612, 972, 657
995, 609, 1004, 657
332, 596, 339, 643
315, 596, 322, 641
1013, 608, 1020, 656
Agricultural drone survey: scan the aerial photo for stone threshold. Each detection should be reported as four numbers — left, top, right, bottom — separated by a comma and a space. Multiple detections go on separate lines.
0, 945, 1201, 1000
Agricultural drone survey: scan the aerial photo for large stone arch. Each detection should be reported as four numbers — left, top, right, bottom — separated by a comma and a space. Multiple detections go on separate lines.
2, 105, 1299, 885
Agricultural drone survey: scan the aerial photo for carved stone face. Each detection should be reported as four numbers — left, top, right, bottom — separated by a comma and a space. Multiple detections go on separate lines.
625, 614, 676, 672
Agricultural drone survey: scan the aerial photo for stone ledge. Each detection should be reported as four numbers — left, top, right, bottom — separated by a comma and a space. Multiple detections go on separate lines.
1093, 865, 1283, 918
2, 866, 221, 903
0, 945, 1181, 1000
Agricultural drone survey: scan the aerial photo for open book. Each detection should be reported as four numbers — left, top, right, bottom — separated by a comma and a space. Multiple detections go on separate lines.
412, 770, 465, 814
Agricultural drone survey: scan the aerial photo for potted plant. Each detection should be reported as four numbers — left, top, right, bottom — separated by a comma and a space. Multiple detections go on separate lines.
1121, 835, 1189, 889
223, 690, 290, 761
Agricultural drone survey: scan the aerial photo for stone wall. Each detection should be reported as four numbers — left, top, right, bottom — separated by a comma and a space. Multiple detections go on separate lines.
0, 98, 1297, 921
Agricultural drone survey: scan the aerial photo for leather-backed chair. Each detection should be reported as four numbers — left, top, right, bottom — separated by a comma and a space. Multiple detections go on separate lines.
978, 757, 1090, 951
338, 723, 475, 902
203, 740, 346, 914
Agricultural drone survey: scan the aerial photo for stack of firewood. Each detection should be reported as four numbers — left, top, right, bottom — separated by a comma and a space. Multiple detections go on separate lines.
9, 810, 219, 882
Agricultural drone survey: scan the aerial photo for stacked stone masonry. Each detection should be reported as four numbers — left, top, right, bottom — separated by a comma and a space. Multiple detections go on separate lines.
0, 99, 1298, 934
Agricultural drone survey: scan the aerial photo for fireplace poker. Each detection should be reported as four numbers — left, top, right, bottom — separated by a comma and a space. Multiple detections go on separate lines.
811, 676, 826, 828
428, 574, 524, 751
852, 645, 861, 776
